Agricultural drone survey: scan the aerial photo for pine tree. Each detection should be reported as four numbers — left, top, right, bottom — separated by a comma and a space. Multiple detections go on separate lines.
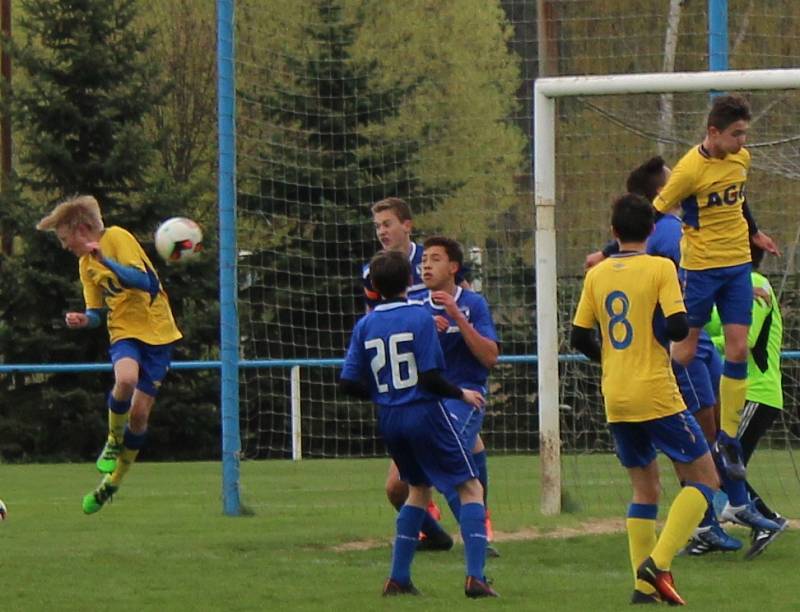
0, 0, 168, 460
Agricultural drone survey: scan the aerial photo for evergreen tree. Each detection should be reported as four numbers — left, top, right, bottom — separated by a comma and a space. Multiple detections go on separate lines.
237, 1, 422, 455
0, 0, 219, 461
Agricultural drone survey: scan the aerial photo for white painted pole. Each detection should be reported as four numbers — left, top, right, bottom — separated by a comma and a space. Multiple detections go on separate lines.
534, 86, 561, 516
535, 68, 800, 99
290, 365, 302, 461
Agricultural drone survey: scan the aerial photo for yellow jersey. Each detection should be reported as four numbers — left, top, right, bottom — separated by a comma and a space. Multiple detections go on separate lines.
572, 253, 686, 422
79, 226, 182, 346
653, 145, 750, 270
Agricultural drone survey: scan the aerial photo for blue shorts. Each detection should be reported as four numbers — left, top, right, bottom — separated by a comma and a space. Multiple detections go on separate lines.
441, 389, 485, 452
109, 338, 176, 397
672, 332, 721, 414
609, 410, 709, 468
378, 401, 478, 493
679, 262, 752, 327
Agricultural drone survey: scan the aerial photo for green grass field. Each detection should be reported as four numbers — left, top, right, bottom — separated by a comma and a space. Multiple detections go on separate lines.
1, 456, 797, 611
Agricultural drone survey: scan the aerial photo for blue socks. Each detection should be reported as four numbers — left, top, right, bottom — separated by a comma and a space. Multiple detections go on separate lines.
390, 505, 426, 585
460, 502, 487, 579
445, 451, 489, 521
474, 450, 488, 504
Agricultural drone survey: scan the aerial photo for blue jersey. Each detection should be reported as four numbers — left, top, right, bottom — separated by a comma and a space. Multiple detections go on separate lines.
362, 243, 426, 308
422, 287, 499, 390
646, 213, 682, 266
647, 212, 721, 410
341, 300, 445, 407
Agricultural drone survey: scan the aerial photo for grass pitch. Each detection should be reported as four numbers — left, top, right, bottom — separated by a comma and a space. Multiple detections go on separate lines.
0, 456, 797, 611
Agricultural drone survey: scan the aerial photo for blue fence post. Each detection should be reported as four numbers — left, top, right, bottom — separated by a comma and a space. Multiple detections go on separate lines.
217, 0, 241, 516
708, 0, 729, 75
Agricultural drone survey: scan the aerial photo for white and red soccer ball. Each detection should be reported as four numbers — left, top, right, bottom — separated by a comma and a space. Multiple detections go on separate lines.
154, 217, 203, 263
0, 499, 7, 521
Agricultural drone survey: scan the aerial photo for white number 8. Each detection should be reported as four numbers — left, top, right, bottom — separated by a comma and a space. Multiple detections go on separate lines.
365, 333, 419, 393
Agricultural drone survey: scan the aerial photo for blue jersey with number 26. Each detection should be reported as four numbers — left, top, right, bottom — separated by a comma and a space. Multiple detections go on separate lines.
572, 252, 686, 423
341, 300, 445, 407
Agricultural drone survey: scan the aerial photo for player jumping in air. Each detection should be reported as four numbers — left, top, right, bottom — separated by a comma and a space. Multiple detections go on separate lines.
653, 95, 778, 483
571, 194, 719, 606
340, 250, 497, 598
37, 195, 182, 514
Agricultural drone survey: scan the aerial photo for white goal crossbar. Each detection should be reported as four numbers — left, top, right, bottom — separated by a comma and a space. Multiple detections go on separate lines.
534, 68, 800, 515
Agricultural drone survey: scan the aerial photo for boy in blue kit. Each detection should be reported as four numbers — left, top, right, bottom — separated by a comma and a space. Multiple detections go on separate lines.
340, 250, 497, 598
37, 195, 182, 514
420, 237, 499, 535
571, 194, 719, 606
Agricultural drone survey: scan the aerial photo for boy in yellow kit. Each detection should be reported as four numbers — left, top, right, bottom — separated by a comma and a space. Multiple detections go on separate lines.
37, 195, 182, 513
654, 94, 777, 481
571, 194, 719, 605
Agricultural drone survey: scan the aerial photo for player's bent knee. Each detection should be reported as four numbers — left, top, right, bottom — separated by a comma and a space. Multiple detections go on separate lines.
457, 478, 484, 505
113, 379, 137, 399
386, 478, 409, 509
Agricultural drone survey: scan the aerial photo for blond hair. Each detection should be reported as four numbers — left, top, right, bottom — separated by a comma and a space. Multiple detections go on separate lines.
36, 195, 104, 232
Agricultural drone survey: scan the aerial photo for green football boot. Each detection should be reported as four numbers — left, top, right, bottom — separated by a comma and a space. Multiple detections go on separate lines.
96, 436, 123, 474
82, 475, 118, 515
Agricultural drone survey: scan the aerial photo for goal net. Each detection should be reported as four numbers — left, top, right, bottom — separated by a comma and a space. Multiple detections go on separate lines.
536, 72, 800, 515
227, 1, 800, 519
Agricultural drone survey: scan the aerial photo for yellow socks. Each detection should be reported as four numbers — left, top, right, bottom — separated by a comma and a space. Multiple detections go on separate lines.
719, 361, 748, 437
651, 485, 710, 570
627, 504, 658, 594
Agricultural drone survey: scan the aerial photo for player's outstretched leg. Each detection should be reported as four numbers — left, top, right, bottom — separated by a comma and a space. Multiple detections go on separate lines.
96, 394, 131, 473
82, 474, 118, 514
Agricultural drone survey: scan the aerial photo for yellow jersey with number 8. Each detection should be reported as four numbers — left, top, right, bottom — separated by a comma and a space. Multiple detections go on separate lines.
573, 253, 686, 422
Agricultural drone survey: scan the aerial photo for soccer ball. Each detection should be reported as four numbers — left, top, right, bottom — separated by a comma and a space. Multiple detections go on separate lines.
0, 499, 7, 521
154, 217, 203, 263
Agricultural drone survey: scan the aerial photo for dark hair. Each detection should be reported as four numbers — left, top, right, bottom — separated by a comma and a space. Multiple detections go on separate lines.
611, 193, 654, 243
371, 197, 413, 222
750, 241, 765, 270
707, 94, 751, 130
626, 156, 667, 201
369, 250, 411, 299
422, 235, 464, 272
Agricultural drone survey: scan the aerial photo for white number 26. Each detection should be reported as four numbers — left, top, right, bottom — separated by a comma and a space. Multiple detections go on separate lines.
364, 333, 419, 393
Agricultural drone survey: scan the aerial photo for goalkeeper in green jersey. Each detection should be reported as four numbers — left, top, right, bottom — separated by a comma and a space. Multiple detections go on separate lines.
705, 242, 789, 559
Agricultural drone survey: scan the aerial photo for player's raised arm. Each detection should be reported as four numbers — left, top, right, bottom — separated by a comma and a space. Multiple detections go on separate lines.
429, 290, 498, 369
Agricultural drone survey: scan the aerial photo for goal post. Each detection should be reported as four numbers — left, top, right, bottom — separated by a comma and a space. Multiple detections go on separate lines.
534, 68, 800, 516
